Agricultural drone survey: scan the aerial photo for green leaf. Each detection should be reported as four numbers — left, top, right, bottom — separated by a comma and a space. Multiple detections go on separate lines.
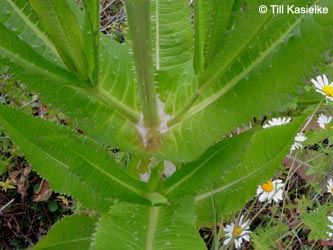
193, 0, 235, 72
0, 0, 60, 63
149, 0, 197, 140
0, 105, 150, 211
92, 199, 206, 250
304, 129, 333, 146
29, 0, 90, 81
161, 0, 333, 162
5, 33, 143, 156
0, 179, 16, 192
301, 203, 333, 241
2, 0, 333, 166
163, 114, 307, 226
25, 36, 144, 153
30, 214, 96, 250
0, 22, 79, 85
0, 0, 87, 88
47, 200, 59, 212
82, 0, 100, 85
150, 0, 193, 70
252, 222, 288, 250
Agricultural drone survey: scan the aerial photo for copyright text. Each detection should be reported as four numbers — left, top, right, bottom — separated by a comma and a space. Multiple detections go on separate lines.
259, 5, 329, 15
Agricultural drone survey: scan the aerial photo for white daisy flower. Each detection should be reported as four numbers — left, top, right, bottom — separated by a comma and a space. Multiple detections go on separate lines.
223, 215, 251, 249
317, 114, 332, 129
311, 74, 333, 102
327, 213, 333, 239
262, 117, 291, 128
256, 179, 284, 203
290, 133, 307, 152
327, 178, 333, 194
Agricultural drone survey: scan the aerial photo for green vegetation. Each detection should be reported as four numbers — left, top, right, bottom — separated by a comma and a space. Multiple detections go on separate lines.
1, 0, 333, 249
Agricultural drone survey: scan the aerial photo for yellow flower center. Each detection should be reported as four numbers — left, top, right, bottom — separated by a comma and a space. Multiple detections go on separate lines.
233, 226, 243, 237
323, 123, 333, 129
261, 181, 274, 192
331, 187, 333, 193
323, 85, 333, 97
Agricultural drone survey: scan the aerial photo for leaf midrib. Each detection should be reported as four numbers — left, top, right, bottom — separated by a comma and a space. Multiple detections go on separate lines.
48, 1, 79, 72
33, 237, 91, 248
195, 129, 296, 202
204, 1, 234, 66
0, 110, 145, 198
0, 47, 74, 84
168, 9, 273, 126
186, 13, 304, 119
146, 206, 160, 250
78, 87, 140, 124
48, 136, 147, 196
195, 165, 262, 202
6, 0, 60, 59
169, 3, 312, 126
163, 144, 227, 195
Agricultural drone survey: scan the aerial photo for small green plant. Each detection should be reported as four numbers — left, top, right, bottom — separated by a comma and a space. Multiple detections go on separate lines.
0, 0, 333, 249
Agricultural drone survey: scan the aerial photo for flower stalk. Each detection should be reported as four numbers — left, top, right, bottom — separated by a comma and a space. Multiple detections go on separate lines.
124, 0, 159, 130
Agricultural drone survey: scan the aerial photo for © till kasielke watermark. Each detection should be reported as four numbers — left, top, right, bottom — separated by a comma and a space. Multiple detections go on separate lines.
258, 4, 329, 15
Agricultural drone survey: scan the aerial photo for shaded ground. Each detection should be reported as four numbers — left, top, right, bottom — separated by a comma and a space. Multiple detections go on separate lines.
0, 186, 71, 249
0, 142, 72, 249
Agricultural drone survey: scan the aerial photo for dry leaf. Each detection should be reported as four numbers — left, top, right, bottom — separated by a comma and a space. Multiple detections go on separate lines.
17, 167, 31, 199
33, 179, 52, 202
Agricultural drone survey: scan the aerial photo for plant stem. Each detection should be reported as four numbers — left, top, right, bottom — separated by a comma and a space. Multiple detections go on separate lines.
124, 0, 159, 130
